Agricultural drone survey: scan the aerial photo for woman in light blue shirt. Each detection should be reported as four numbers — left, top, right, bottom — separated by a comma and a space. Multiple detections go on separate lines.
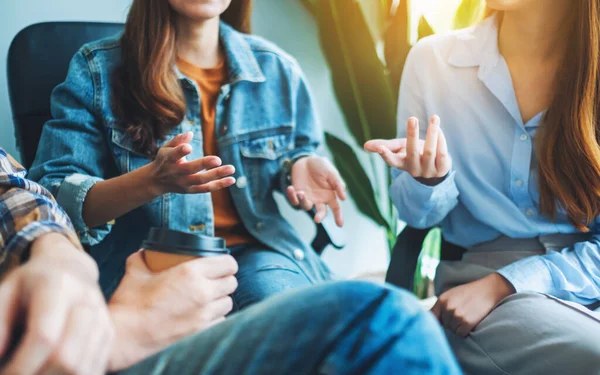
367, 0, 600, 373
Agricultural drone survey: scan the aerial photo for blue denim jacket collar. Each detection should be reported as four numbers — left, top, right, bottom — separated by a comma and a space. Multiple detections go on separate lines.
174, 21, 266, 85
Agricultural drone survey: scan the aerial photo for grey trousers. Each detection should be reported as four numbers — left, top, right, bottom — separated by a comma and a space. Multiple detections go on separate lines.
435, 234, 600, 375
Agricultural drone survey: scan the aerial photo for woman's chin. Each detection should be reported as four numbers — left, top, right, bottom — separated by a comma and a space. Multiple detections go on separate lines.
169, 0, 231, 22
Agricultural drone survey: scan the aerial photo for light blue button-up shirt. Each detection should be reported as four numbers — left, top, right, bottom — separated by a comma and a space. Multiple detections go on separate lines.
391, 15, 600, 305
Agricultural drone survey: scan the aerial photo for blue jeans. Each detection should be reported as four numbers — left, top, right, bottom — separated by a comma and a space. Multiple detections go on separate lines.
117, 281, 462, 375
231, 245, 330, 310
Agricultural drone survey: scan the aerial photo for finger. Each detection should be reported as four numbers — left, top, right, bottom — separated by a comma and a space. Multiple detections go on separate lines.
405, 117, 421, 175
4, 286, 70, 375
187, 177, 237, 194
125, 251, 151, 275
43, 305, 97, 375
327, 173, 347, 201
164, 143, 193, 163
422, 116, 440, 177
176, 255, 239, 280
297, 192, 314, 211
186, 165, 236, 186
178, 156, 223, 175
441, 308, 455, 329
0, 278, 21, 359
286, 186, 301, 207
455, 323, 472, 338
206, 297, 235, 322
163, 132, 193, 148
314, 204, 327, 224
81, 315, 112, 375
364, 139, 407, 153
377, 145, 406, 169
206, 276, 238, 300
448, 313, 462, 335
430, 301, 442, 323
328, 199, 344, 227
436, 128, 450, 172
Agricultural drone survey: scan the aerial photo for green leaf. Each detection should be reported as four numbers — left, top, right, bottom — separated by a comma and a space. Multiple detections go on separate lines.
417, 16, 434, 40
383, 0, 412, 101
453, 0, 485, 30
314, 0, 397, 144
325, 133, 390, 229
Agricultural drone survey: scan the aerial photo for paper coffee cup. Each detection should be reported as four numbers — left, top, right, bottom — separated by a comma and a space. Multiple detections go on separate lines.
142, 228, 228, 272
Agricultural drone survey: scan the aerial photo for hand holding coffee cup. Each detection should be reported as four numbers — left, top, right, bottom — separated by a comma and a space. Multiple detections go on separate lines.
148, 132, 237, 196
109, 244, 238, 370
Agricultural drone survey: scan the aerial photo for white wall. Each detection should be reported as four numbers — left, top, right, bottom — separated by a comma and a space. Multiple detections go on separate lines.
0, 0, 390, 277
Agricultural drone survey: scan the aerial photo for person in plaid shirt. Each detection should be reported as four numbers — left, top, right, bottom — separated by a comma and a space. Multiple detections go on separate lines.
0, 147, 459, 375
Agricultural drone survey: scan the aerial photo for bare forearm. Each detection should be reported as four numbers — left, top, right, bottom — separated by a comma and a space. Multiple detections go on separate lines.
83, 164, 160, 228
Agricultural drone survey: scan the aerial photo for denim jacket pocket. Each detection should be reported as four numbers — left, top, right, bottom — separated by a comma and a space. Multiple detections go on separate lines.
108, 127, 168, 213
238, 125, 294, 161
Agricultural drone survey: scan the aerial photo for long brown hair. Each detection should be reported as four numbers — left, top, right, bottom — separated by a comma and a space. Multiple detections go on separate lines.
487, 3, 600, 231
113, 0, 253, 155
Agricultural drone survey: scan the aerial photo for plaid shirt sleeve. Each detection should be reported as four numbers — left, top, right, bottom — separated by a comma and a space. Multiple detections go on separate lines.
0, 148, 83, 276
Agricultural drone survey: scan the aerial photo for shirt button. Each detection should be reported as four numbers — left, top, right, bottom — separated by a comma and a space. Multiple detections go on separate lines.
526, 209, 535, 217
255, 221, 265, 231
236, 176, 248, 189
515, 179, 524, 187
224, 93, 231, 101
520, 134, 529, 141
293, 249, 305, 261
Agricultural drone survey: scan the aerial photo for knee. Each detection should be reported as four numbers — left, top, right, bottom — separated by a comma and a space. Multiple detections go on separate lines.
304, 281, 425, 321
233, 265, 313, 310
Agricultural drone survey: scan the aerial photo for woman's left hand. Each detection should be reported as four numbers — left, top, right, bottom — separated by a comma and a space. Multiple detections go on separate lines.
286, 156, 347, 227
431, 273, 516, 337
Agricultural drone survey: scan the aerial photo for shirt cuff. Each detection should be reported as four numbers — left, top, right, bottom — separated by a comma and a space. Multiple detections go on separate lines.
2, 220, 83, 276
392, 170, 457, 202
55, 173, 111, 246
497, 255, 555, 295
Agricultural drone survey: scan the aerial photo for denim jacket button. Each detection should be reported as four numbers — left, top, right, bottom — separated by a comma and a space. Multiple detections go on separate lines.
255, 221, 265, 231
236, 176, 248, 189
220, 125, 229, 136
293, 249, 305, 261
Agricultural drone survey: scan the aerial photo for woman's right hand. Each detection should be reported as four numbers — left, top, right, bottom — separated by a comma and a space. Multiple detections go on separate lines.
148, 132, 236, 195
364, 116, 452, 186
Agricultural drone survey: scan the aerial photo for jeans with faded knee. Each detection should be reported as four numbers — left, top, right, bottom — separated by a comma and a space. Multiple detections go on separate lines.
117, 281, 461, 375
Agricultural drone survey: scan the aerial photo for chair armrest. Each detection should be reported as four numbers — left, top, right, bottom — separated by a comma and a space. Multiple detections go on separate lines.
385, 227, 430, 290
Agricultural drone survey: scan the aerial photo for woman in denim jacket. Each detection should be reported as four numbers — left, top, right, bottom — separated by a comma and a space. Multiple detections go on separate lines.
29, 0, 346, 307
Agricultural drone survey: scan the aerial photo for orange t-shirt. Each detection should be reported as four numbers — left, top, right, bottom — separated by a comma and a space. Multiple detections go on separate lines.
177, 57, 253, 247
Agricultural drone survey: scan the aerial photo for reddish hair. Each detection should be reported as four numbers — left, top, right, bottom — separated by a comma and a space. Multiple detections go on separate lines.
112, 0, 253, 155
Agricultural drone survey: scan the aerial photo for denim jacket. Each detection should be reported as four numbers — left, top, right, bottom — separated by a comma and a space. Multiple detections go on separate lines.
29, 22, 329, 293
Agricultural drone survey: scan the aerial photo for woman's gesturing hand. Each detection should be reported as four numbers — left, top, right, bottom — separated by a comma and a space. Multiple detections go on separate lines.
285, 156, 347, 227
149, 132, 236, 195
364, 116, 452, 186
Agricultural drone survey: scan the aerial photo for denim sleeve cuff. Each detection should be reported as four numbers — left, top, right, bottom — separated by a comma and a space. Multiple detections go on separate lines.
497, 255, 555, 295
55, 173, 111, 246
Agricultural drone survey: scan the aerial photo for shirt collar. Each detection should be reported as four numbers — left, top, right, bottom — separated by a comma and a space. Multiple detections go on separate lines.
447, 14, 501, 70
176, 22, 266, 85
